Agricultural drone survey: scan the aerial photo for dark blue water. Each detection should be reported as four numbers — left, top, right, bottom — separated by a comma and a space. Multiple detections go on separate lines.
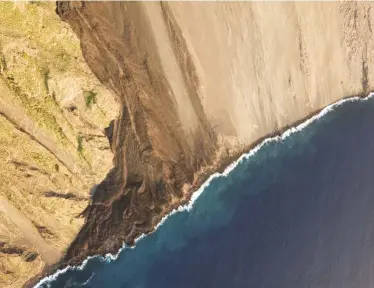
38, 97, 374, 288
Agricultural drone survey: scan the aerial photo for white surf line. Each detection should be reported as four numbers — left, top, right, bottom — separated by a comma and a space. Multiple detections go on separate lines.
34, 93, 374, 287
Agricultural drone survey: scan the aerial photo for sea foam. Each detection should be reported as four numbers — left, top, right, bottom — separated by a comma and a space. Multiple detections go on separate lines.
34, 93, 374, 288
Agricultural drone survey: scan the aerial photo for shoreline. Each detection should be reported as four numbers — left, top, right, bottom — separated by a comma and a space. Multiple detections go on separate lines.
33, 92, 374, 287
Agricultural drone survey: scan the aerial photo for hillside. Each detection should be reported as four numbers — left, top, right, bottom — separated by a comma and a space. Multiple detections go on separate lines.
1, 1, 374, 287
56, 0, 374, 268
0, 2, 117, 287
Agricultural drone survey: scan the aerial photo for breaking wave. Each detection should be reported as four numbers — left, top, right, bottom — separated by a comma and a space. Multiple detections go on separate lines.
35, 93, 374, 288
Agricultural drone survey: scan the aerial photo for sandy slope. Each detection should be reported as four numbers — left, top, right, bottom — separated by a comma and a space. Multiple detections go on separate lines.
1, 1, 374, 287
166, 2, 374, 146
52, 0, 374, 276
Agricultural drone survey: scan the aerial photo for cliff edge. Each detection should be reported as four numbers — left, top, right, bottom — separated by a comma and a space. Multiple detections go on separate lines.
1, 1, 374, 287
55, 0, 374, 269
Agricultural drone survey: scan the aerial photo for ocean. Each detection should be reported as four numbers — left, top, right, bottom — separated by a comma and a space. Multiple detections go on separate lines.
37, 94, 374, 288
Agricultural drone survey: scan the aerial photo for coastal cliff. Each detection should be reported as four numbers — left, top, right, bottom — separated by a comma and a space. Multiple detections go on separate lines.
55, 0, 374, 268
1, 1, 374, 287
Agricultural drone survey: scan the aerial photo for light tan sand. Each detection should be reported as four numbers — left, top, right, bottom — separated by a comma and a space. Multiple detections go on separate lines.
162, 2, 374, 148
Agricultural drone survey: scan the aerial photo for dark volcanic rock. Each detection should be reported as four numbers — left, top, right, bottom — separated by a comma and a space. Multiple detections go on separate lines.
55, 1, 218, 267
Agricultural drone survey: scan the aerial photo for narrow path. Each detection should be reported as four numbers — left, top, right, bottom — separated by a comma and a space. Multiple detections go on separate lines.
0, 79, 85, 180
0, 197, 61, 265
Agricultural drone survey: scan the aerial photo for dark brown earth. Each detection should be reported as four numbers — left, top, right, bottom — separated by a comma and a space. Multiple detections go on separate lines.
55, 0, 220, 268
26, 1, 374, 286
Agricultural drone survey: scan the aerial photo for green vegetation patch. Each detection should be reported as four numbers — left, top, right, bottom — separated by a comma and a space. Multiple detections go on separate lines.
83, 90, 97, 109
77, 135, 83, 153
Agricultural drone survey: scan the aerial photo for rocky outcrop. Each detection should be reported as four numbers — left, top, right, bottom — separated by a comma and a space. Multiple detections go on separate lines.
55, 1, 219, 267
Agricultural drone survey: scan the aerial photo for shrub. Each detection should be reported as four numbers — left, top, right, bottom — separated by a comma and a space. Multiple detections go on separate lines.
77, 135, 83, 153
83, 90, 97, 108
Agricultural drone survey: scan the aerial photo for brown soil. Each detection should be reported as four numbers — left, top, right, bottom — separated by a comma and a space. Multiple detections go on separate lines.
1, 1, 374, 287
55, 1, 219, 267
44, 0, 374, 277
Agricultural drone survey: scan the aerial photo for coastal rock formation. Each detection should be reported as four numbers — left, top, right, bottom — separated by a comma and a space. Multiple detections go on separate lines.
56, 1, 220, 267
1, 1, 374, 287
55, 0, 374, 269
